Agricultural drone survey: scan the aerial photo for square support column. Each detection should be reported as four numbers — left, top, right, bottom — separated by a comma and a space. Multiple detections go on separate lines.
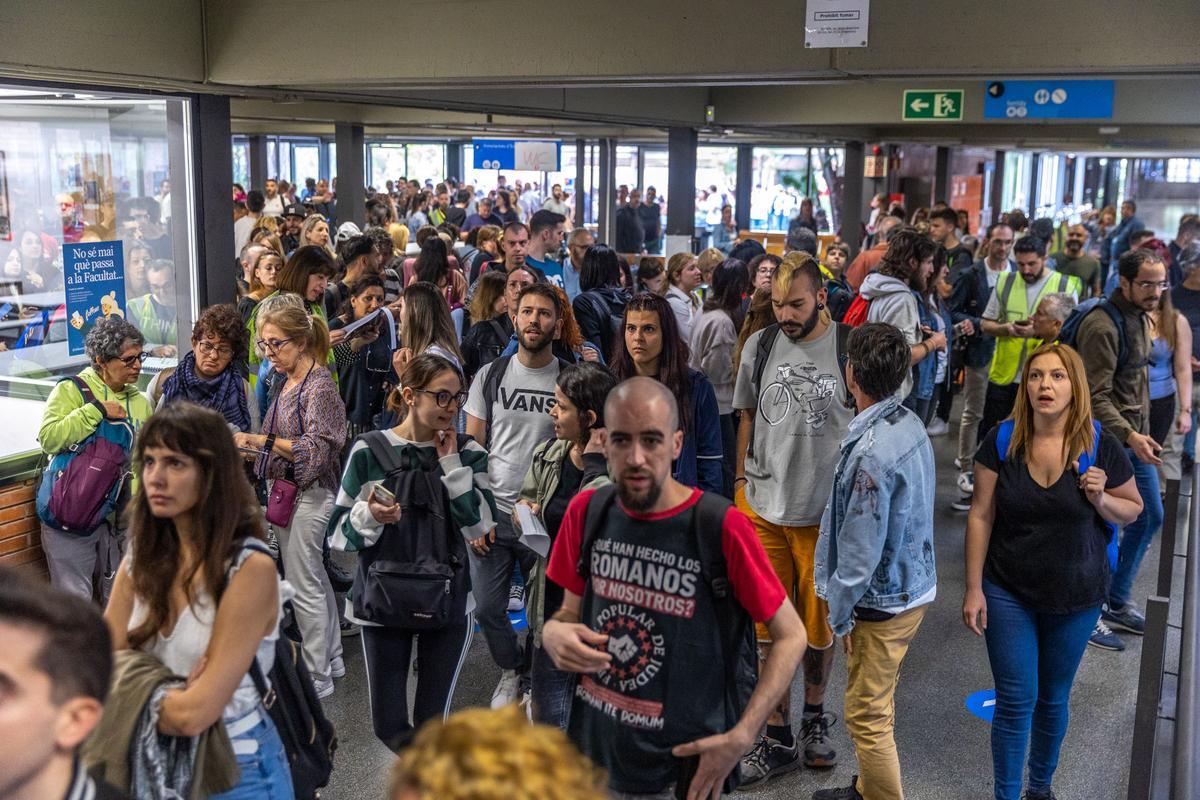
841, 141, 866, 258
174, 94, 234, 309
735, 145, 753, 233
934, 146, 951, 206
574, 138, 586, 229
989, 150, 1006, 220
446, 140, 463, 183
597, 138, 615, 246
335, 123, 365, 229
1028, 153, 1042, 216
249, 134, 267, 190
665, 126, 698, 258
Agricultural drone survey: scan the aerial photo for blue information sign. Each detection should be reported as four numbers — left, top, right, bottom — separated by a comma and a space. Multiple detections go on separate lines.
63, 240, 126, 356
984, 80, 1114, 120
472, 139, 561, 171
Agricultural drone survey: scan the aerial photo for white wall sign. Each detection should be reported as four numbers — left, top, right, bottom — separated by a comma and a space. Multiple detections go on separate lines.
805, 0, 870, 48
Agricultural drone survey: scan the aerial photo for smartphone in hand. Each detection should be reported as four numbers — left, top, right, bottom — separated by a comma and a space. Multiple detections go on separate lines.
371, 484, 396, 506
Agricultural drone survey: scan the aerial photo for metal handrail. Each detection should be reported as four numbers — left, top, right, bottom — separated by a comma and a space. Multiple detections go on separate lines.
1173, 466, 1200, 798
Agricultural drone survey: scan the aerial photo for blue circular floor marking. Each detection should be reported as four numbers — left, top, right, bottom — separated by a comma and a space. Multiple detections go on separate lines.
472, 608, 528, 633
966, 689, 996, 723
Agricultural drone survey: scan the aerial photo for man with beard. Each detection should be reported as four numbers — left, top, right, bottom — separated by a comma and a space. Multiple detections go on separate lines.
544, 377, 805, 798
728, 254, 854, 786
1076, 248, 1166, 651
977, 236, 1081, 443
465, 283, 569, 710
859, 228, 948, 401
1051, 223, 1101, 298
280, 203, 305, 255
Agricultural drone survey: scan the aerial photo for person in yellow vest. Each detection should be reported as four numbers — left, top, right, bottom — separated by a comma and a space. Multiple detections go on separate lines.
977, 236, 1082, 442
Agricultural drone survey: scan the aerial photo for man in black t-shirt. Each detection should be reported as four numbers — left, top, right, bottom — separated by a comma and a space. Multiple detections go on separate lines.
545, 378, 805, 798
639, 186, 663, 254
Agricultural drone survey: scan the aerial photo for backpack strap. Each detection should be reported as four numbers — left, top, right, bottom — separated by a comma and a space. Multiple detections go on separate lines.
480, 355, 513, 449
746, 324, 781, 461
1078, 420, 1102, 473
361, 430, 404, 476
690, 491, 735, 601
834, 322, 852, 408
224, 537, 279, 703
1097, 299, 1129, 369
576, 484, 618, 582
487, 318, 506, 346
995, 418, 1015, 463
1055, 272, 1070, 294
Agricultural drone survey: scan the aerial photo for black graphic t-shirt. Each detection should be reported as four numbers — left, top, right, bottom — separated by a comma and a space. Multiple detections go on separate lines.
465, 357, 560, 513
548, 489, 785, 793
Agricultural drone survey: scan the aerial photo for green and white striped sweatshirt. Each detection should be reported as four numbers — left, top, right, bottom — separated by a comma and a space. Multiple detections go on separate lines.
327, 429, 497, 552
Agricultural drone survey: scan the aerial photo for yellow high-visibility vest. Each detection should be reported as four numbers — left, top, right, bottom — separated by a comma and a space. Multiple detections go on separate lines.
988, 270, 1081, 385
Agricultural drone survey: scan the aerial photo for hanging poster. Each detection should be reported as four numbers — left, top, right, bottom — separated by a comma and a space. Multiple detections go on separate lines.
63, 240, 126, 356
805, 0, 870, 48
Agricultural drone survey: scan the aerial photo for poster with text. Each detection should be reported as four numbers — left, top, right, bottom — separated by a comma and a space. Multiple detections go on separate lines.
64, 240, 126, 356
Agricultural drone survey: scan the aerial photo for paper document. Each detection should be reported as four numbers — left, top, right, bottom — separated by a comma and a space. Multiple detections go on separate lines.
337, 307, 397, 350
515, 504, 551, 557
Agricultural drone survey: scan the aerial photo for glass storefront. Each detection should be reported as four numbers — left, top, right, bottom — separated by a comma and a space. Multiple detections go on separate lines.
0, 85, 197, 462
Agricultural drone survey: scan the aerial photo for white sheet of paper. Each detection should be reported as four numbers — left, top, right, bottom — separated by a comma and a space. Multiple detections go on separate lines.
515, 504, 551, 558
337, 307, 397, 350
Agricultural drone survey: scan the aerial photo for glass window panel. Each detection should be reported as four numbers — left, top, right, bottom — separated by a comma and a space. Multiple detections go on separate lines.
231, 136, 249, 188
368, 143, 406, 189
293, 144, 320, 188
0, 86, 198, 460
808, 147, 844, 233
751, 147, 810, 231
406, 144, 445, 186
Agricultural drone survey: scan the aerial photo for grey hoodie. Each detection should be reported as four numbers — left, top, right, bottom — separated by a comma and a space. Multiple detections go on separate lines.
859, 271, 921, 399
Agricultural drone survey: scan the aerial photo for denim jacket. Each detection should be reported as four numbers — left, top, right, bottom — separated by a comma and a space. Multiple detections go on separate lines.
815, 395, 937, 636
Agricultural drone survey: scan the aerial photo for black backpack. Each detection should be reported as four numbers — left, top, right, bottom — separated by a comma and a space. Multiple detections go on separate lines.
352, 431, 471, 629
479, 354, 572, 449
234, 539, 337, 800
576, 485, 756, 792
745, 322, 851, 460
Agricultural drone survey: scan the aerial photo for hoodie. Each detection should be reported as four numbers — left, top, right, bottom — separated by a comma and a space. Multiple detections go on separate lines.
859, 272, 922, 399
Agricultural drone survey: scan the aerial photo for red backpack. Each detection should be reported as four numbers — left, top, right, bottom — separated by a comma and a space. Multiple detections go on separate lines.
841, 294, 872, 327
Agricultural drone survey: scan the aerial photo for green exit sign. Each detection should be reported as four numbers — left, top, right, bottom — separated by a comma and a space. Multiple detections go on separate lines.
903, 90, 964, 121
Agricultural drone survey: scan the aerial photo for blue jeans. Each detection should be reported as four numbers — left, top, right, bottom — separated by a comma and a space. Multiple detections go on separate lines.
1185, 407, 1198, 460
1109, 450, 1164, 608
531, 645, 575, 730
211, 713, 294, 800
983, 580, 1099, 800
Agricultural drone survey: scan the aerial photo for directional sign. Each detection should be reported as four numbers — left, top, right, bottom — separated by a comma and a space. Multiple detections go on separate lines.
984, 80, 1114, 120
472, 139, 561, 171
902, 90, 963, 121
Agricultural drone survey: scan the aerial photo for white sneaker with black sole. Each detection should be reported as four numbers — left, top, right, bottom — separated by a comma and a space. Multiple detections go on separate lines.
491, 669, 521, 709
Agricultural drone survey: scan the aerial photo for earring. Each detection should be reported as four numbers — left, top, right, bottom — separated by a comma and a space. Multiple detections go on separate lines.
817, 303, 825, 310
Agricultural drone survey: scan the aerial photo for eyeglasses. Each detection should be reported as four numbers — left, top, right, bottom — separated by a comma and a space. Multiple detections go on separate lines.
414, 388, 468, 409
1134, 280, 1170, 291
196, 340, 234, 358
114, 352, 149, 367
256, 337, 294, 354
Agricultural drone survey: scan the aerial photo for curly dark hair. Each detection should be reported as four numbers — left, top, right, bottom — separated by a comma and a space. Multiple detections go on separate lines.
878, 227, 938, 283
192, 303, 249, 366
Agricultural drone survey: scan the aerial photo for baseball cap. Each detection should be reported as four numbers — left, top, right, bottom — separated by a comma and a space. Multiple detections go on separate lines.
282, 203, 306, 219
335, 221, 362, 244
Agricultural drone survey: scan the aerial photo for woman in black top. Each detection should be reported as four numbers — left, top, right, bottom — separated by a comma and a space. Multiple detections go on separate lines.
572, 244, 630, 363
328, 275, 395, 437
962, 342, 1141, 800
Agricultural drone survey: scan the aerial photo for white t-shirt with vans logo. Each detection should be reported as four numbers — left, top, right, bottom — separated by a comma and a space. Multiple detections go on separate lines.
465, 356, 561, 514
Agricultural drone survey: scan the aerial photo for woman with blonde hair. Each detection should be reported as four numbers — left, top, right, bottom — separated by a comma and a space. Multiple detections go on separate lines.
250, 229, 285, 260
300, 214, 336, 257
394, 281, 464, 375
234, 302, 347, 699
237, 247, 283, 324
389, 705, 609, 800
664, 251, 702, 341
962, 342, 1141, 800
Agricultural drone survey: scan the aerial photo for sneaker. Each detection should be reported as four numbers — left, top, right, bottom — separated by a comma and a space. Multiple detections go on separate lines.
812, 776, 864, 800
926, 418, 949, 436
951, 494, 973, 512
519, 689, 533, 721
313, 676, 334, 699
738, 736, 800, 788
325, 555, 354, 594
1102, 602, 1146, 635
957, 471, 974, 495
1022, 790, 1058, 800
800, 712, 838, 767
507, 582, 525, 612
491, 669, 521, 709
330, 656, 346, 679
954, 457, 964, 471
1088, 620, 1125, 651
340, 619, 361, 637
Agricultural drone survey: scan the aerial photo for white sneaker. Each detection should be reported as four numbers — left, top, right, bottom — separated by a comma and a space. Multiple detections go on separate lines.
519, 689, 533, 721
330, 656, 346, 679
926, 419, 949, 437
957, 471, 974, 495
491, 669, 521, 709
507, 582, 525, 612
313, 676, 334, 699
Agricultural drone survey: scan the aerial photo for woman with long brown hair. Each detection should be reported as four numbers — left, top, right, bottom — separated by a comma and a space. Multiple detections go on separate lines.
105, 403, 292, 797
235, 302, 347, 699
1147, 288, 1193, 467
962, 343, 1141, 800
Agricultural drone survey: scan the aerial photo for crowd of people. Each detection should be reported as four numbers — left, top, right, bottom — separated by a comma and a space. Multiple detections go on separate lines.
9, 165, 1200, 800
